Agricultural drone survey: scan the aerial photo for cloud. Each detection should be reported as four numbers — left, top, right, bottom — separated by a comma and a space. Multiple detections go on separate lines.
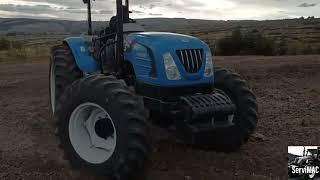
0, 4, 57, 14
0, 0, 319, 20
148, 13, 163, 16
0, 1, 115, 20
132, 10, 144, 14
298, 2, 317, 7
17, 0, 82, 8
149, 4, 156, 9
0, 3, 113, 15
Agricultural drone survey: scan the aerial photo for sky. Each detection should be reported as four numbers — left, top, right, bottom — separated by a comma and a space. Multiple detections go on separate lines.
288, 146, 319, 156
0, 0, 319, 21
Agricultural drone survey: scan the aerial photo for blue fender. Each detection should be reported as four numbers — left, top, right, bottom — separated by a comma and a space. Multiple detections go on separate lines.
64, 37, 99, 73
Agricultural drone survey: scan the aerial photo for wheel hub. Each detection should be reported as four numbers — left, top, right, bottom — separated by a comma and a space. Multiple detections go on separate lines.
95, 118, 115, 140
69, 103, 117, 164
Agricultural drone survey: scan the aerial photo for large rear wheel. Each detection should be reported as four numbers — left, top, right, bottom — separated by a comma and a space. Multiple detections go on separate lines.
55, 75, 150, 179
49, 44, 82, 114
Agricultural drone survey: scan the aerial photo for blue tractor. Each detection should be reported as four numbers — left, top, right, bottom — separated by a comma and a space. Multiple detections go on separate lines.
49, 0, 258, 179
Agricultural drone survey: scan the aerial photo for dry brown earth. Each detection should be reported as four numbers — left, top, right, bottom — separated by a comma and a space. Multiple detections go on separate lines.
0, 55, 319, 180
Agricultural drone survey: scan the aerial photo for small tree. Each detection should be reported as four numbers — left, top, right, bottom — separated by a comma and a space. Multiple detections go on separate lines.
0, 38, 10, 50
217, 28, 243, 55
277, 39, 288, 55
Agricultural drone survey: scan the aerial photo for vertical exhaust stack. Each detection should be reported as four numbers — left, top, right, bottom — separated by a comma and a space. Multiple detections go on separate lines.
124, 0, 130, 22
116, 0, 125, 73
83, 0, 93, 35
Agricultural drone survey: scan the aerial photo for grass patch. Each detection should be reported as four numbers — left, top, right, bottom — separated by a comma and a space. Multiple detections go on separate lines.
0, 46, 50, 62
0, 36, 56, 62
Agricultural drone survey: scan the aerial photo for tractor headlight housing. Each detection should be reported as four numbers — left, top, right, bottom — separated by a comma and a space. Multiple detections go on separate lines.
163, 52, 181, 80
204, 51, 214, 77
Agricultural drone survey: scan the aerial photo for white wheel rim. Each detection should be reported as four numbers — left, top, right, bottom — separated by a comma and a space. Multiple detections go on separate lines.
50, 61, 56, 114
69, 103, 117, 164
309, 171, 316, 178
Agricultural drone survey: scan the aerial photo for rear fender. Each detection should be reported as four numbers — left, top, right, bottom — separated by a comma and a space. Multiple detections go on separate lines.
64, 37, 99, 73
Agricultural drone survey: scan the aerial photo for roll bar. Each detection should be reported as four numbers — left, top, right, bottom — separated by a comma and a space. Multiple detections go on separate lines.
83, 0, 131, 74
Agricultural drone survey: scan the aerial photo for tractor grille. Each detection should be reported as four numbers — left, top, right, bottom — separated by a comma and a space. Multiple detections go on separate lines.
176, 49, 204, 73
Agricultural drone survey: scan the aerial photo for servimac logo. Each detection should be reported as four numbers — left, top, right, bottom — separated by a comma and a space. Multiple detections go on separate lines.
291, 166, 319, 174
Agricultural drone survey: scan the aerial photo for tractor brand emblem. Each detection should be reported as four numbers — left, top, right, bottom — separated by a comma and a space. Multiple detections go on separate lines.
80, 46, 86, 52
181, 39, 190, 43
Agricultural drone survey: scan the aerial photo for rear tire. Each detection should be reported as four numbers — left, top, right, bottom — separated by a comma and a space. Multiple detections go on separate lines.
55, 75, 150, 180
197, 67, 258, 151
49, 44, 82, 114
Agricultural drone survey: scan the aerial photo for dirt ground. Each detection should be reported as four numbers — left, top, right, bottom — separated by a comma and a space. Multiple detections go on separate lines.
0, 55, 319, 180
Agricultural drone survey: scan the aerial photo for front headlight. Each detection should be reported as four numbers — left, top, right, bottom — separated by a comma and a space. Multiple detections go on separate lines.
163, 52, 181, 80
204, 51, 214, 77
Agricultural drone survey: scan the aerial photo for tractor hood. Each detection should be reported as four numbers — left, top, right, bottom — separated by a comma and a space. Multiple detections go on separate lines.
126, 32, 209, 51
124, 32, 213, 86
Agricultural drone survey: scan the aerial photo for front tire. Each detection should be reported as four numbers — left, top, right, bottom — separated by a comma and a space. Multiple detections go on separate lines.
55, 75, 150, 179
201, 67, 258, 151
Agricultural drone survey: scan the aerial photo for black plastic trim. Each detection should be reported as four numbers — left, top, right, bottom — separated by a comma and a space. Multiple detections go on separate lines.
135, 81, 214, 101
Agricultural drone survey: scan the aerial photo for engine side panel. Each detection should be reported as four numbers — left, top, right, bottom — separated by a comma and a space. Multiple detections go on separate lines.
124, 42, 154, 80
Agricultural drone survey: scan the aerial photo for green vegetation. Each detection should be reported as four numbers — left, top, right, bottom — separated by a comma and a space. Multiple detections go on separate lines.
217, 29, 286, 56
0, 38, 26, 60
0, 37, 50, 62
0, 24, 319, 62
0, 38, 10, 50
178, 20, 320, 56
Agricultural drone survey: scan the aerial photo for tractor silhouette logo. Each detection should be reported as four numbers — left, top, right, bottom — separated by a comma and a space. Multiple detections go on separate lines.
288, 146, 320, 180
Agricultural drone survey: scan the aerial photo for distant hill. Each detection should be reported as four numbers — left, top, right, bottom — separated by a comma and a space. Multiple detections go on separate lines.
0, 18, 90, 34
1, 17, 319, 55
1, 17, 319, 35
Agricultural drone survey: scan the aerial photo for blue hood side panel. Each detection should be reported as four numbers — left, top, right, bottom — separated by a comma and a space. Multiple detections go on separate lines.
125, 42, 153, 80
64, 37, 99, 73
126, 32, 213, 87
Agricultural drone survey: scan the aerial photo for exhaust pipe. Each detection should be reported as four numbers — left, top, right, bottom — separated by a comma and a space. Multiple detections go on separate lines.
116, 0, 124, 73
83, 0, 93, 35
